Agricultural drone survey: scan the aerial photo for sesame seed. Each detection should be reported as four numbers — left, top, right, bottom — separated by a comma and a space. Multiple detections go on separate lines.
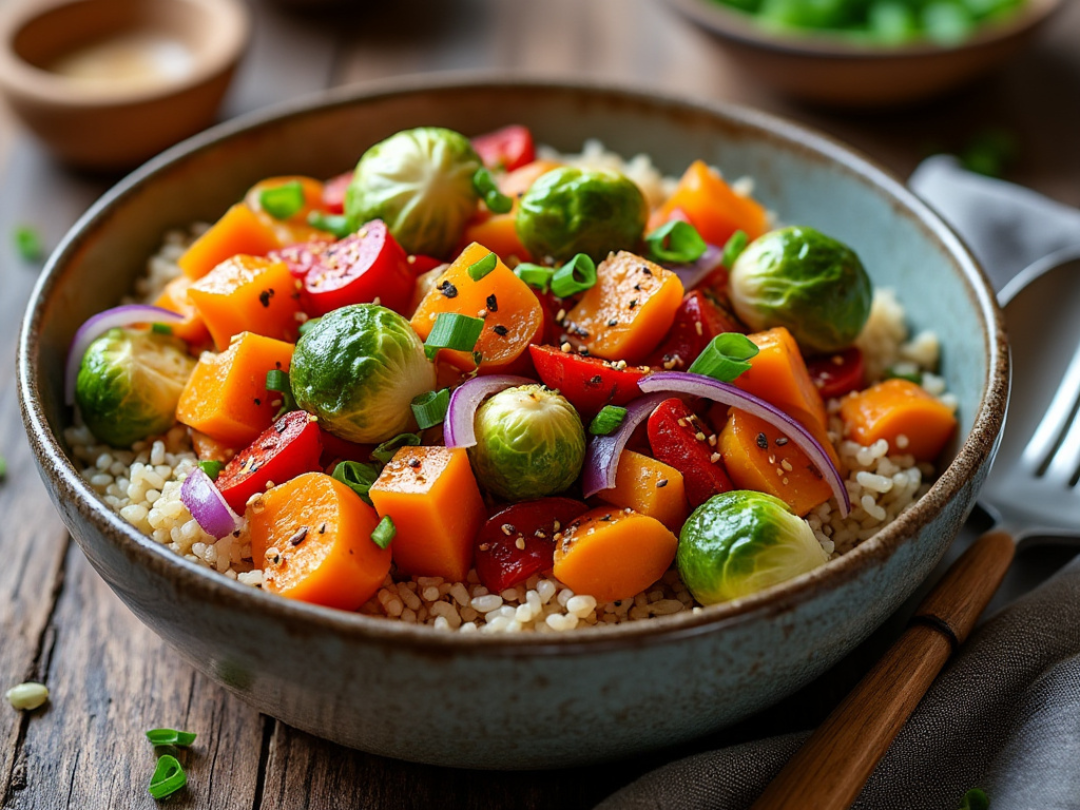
781, 459, 793, 472
775, 437, 789, 446
487, 294, 499, 312
289, 527, 308, 546
607, 318, 618, 327
695, 431, 706, 442
756, 433, 768, 450
710, 452, 721, 463
561, 342, 572, 352
479, 543, 491, 552
677, 418, 688, 427
501, 523, 515, 536
695, 322, 703, 335
515, 538, 526, 550
556, 309, 566, 321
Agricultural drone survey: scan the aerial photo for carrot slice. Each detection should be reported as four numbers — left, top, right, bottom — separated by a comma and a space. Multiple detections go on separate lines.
595, 450, 688, 531
553, 507, 678, 603
250, 473, 392, 610
177, 204, 281, 280
245, 176, 329, 247
648, 160, 768, 247
368, 446, 487, 582
461, 212, 531, 264
840, 379, 957, 462
735, 327, 828, 430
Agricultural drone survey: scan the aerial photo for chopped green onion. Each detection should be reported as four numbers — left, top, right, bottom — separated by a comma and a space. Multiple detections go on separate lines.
370, 515, 396, 549
958, 788, 989, 810
722, 230, 749, 267
151, 323, 173, 336
424, 313, 485, 360
589, 405, 627, 436
514, 263, 554, 293
148, 754, 186, 800
197, 461, 222, 481
645, 220, 707, 264
307, 211, 352, 238
473, 167, 513, 214
331, 461, 380, 505
298, 317, 320, 336
370, 433, 422, 465
13, 226, 43, 262
467, 252, 498, 282
411, 388, 450, 430
688, 333, 760, 382
265, 369, 297, 417
146, 729, 197, 747
550, 254, 597, 298
259, 181, 305, 220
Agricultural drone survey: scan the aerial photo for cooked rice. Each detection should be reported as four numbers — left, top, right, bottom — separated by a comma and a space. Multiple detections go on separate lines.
64, 149, 951, 632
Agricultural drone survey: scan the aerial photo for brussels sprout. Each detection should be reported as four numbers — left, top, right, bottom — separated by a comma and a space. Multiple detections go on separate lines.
344, 127, 481, 258
515, 167, 647, 263
728, 226, 872, 354
677, 490, 828, 605
75, 328, 195, 448
469, 385, 585, 501
290, 304, 436, 443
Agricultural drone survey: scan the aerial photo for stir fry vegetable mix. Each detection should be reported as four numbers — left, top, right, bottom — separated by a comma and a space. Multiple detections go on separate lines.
69, 125, 958, 614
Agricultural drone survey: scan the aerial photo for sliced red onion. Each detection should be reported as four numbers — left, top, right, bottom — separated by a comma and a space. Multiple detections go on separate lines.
582, 393, 670, 498
664, 244, 724, 290
639, 372, 850, 517
65, 305, 185, 406
181, 467, 244, 540
443, 374, 534, 448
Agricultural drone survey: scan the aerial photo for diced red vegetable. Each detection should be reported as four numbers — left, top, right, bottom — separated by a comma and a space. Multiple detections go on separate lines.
807, 347, 866, 400
407, 254, 444, 275
298, 220, 415, 316
474, 498, 589, 592
646, 291, 745, 371
646, 398, 733, 508
528, 344, 649, 418
319, 430, 375, 468
471, 125, 536, 172
215, 410, 323, 513
322, 171, 353, 215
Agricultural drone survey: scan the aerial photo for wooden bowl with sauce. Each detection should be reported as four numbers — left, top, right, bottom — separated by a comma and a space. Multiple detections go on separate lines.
0, 0, 249, 170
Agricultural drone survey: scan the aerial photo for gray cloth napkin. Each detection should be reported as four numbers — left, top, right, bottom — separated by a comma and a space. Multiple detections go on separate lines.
597, 161, 1080, 810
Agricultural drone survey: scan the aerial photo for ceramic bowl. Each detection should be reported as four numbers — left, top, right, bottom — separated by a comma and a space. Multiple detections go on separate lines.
0, 0, 249, 170
664, 0, 1062, 108
18, 76, 1007, 769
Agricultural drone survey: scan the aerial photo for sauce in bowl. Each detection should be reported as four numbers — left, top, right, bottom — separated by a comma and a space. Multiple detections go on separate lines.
46, 31, 194, 90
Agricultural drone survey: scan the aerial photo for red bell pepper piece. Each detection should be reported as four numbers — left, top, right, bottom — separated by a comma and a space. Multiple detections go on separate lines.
647, 398, 733, 508
646, 291, 745, 371
807, 347, 866, 400
471, 125, 536, 173
528, 344, 649, 418
215, 410, 323, 513
322, 171, 353, 215
407, 254, 444, 275
474, 497, 589, 592
318, 430, 375, 469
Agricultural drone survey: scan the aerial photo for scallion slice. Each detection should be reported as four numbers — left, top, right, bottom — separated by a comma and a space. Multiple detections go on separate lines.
645, 220, 707, 264
14, 226, 43, 261
688, 333, 760, 382
307, 211, 352, 238
467, 252, 498, 282
514, 263, 554, 293
370, 433, 422, 465
197, 461, 222, 481
148, 755, 186, 800
259, 181, 305, 220
411, 388, 450, 430
722, 230, 749, 267
370, 515, 396, 549
151, 323, 173, 336
265, 369, 297, 417
473, 167, 513, 214
589, 405, 627, 436
331, 461, 380, 505
550, 254, 597, 298
424, 313, 485, 360
146, 728, 197, 747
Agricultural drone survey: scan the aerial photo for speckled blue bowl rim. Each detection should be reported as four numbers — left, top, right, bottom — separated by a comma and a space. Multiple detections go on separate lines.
18, 72, 1008, 656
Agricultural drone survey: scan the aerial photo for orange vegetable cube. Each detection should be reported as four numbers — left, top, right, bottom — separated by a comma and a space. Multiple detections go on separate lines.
410, 242, 544, 373
736, 327, 828, 431
245, 175, 330, 247
596, 450, 688, 531
176, 332, 294, 447
177, 203, 281, 280
188, 254, 301, 351
840, 379, 957, 462
719, 409, 832, 517
250, 473, 392, 611
190, 430, 240, 464
461, 212, 531, 264
565, 251, 684, 363
553, 507, 678, 603
369, 446, 487, 582
649, 160, 768, 247
154, 275, 210, 346
498, 159, 562, 199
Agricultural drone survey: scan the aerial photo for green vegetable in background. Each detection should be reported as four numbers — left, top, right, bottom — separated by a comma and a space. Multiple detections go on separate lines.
728, 226, 872, 354
290, 305, 436, 444
75, 328, 195, 448
344, 127, 481, 258
469, 384, 586, 501
515, 167, 647, 263
678, 490, 828, 605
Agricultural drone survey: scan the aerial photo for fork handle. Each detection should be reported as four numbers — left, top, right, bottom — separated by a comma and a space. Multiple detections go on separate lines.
749, 530, 1015, 810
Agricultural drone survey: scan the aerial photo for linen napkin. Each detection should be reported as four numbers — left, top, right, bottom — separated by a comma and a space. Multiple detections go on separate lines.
596, 160, 1080, 810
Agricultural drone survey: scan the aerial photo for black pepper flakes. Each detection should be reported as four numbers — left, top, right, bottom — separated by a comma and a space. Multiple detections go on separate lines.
629, 299, 637, 309
408, 458, 421, 468
756, 432, 768, 450
289, 527, 309, 546
258, 289, 274, 308
486, 294, 498, 312
318, 523, 327, 534
587, 374, 603, 386
640, 266, 652, 275
438, 280, 458, 298
254, 398, 262, 406
493, 324, 509, 336
656, 479, 668, 488
606, 318, 618, 327
633, 283, 642, 291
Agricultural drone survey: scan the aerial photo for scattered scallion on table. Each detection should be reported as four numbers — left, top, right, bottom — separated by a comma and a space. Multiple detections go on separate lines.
148, 754, 187, 800
146, 728, 198, 747
5, 682, 48, 710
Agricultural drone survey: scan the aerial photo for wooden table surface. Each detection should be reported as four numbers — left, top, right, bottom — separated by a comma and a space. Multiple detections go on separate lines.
1, 2, 1078, 808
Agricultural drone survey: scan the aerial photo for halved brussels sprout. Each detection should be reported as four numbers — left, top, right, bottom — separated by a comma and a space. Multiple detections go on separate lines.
469, 384, 585, 501
677, 490, 828, 605
515, 167, 647, 263
75, 328, 195, 448
290, 304, 436, 443
728, 226, 872, 354
344, 127, 481, 258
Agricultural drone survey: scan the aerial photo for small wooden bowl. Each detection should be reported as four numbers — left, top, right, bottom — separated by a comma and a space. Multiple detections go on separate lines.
664, 0, 1063, 108
0, 0, 250, 170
